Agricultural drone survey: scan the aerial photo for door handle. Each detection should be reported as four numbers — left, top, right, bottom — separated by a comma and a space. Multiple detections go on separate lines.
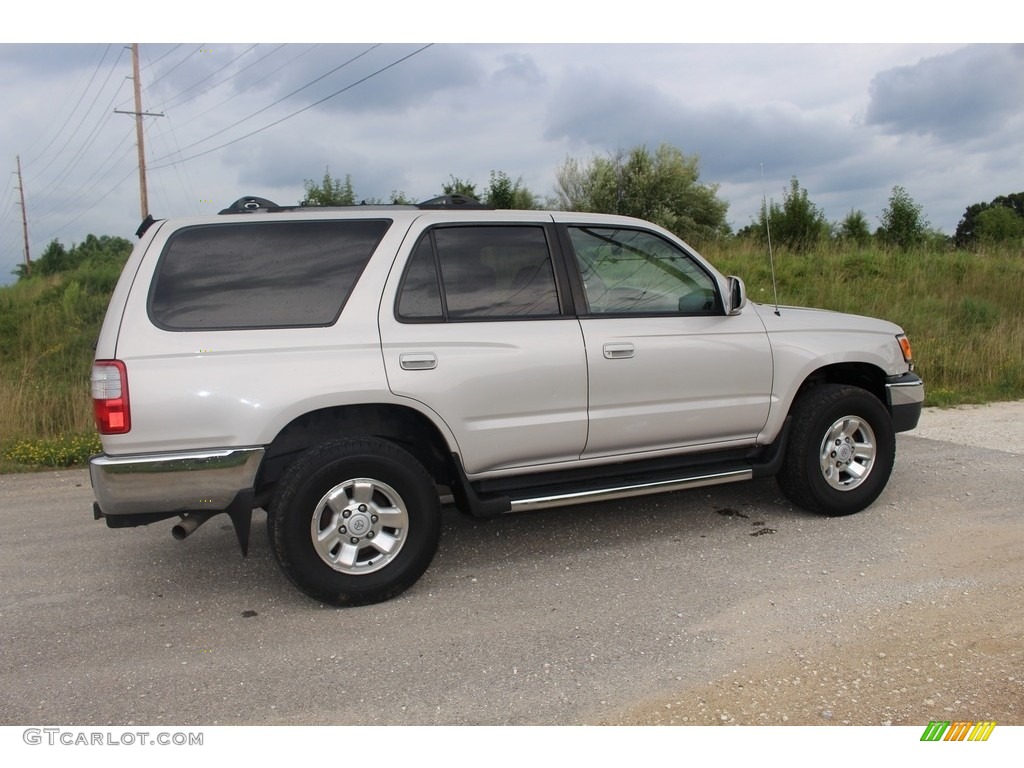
400, 353, 438, 371
603, 343, 635, 359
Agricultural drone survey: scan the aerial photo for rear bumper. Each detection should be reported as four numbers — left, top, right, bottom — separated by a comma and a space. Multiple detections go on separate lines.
886, 372, 924, 432
90, 447, 264, 521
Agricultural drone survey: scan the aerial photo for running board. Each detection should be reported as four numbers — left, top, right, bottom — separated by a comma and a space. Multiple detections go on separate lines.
506, 468, 752, 513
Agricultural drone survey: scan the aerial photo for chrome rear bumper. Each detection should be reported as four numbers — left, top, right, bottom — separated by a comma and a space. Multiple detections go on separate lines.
90, 447, 264, 518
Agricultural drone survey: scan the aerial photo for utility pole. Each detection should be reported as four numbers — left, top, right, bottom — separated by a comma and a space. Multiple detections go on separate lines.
115, 44, 163, 220
15, 155, 30, 277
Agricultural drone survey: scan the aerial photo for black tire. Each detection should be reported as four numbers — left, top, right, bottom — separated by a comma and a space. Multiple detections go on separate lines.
267, 437, 441, 606
777, 384, 895, 516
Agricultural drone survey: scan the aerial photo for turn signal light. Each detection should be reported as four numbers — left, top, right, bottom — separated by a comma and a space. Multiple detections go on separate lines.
897, 335, 914, 368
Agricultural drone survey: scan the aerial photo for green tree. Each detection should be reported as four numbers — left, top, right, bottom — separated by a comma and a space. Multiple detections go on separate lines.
484, 171, 539, 210
74, 234, 132, 263
837, 209, 872, 246
975, 205, 1024, 245
30, 240, 70, 277
361, 190, 414, 205
954, 192, 1024, 247
554, 144, 729, 243
302, 167, 355, 206
16, 234, 131, 281
441, 176, 479, 200
388, 190, 414, 205
877, 186, 929, 250
756, 177, 829, 251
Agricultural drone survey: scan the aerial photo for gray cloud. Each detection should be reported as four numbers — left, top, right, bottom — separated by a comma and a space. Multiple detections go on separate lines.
246, 44, 478, 114
0, 43, 109, 76
492, 52, 546, 87
4, 43, 1022, 284
542, 67, 863, 183
866, 44, 1023, 143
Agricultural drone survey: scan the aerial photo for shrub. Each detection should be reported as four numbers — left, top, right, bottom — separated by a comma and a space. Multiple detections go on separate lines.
4, 433, 102, 467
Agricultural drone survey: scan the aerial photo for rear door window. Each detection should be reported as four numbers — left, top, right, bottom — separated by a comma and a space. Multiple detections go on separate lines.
150, 219, 390, 330
397, 225, 561, 321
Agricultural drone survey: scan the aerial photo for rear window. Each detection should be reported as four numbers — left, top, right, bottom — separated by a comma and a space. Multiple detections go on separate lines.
149, 219, 390, 330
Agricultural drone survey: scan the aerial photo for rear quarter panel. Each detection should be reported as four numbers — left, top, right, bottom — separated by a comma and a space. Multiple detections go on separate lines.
99, 214, 447, 455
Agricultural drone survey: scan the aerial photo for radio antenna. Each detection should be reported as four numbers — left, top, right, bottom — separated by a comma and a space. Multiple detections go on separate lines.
760, 163, 781, 316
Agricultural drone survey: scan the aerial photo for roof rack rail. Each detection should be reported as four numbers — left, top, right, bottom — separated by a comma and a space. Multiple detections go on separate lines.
217, 193, 494, 215
417, 194, 492, 209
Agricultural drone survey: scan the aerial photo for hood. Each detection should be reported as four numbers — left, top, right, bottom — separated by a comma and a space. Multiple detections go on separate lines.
750, 302, 906, 336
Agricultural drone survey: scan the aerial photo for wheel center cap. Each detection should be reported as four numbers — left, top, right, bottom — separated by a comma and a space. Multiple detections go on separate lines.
836, 444, 853, 463
347, 512, 372, 537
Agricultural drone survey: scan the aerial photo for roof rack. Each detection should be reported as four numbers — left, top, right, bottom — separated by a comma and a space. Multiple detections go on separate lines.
217, 194, 493, 215
218, 196, 287, 214
416, 194, 492, 209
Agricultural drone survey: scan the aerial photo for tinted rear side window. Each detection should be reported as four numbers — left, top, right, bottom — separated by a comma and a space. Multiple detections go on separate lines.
150, 219, 390, 330
397, 225, 561, 321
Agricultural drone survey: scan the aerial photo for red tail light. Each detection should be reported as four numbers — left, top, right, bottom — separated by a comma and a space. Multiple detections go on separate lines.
92, 360, 131, 434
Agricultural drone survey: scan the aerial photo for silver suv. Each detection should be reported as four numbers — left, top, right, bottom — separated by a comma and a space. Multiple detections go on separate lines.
90, 195, 924, 605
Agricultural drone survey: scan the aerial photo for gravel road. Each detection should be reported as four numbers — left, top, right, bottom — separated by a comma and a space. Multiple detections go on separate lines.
1, 403, 1021, 727
609, 402, 1024, 725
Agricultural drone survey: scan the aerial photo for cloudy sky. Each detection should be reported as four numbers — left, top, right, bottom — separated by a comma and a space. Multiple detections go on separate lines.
1, 7, 1021, 283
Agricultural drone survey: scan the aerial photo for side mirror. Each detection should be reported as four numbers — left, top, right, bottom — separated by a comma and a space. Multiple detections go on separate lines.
725, 276, 747, 315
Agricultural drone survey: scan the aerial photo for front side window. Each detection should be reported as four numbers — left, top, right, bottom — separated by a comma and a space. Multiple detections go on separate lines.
150, 219, 389, 330
397, 225, 561, 321
567, 226, 719, 315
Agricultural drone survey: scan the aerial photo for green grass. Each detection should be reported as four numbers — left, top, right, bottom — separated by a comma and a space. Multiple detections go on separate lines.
1, 238, 1022, 472
705, 240, 1024, 406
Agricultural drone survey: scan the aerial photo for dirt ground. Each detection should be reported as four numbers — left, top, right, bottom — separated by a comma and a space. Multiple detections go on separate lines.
602, 402, 1024, 726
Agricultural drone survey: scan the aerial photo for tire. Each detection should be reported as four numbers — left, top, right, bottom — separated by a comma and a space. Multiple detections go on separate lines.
267, 438, 441, 606
777, 384, 895, 516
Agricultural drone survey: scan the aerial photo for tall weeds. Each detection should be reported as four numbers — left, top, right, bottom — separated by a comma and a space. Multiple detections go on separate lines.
706, 240, 1024, 405
1, 261, 120, 448
1, 240, 1022, 455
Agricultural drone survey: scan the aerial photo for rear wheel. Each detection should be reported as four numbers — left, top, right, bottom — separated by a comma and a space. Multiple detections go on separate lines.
777, 384, 895, 516
268, 438, 441, 606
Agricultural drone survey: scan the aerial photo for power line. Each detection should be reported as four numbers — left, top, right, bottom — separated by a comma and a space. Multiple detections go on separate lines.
30, 43, 282, 238
154, 44, 260, 111
26, 45, 116, 174
151, 44, 434, 171
41, 128, 137, 229
139, 44, 206, 91
173, 43, 318, 131
0, 167, 15, 217
47, 164, 137, 239
23, 45, 109, 167
22, 44, 434, 248
151, 44, 382, 164
115, 44, 205, 111
148, 114, 200, 216
31, 74, 131, 210
139, 44, 182, 71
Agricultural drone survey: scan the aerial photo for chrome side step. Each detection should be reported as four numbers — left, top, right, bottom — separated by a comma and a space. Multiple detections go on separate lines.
506, 468, 752, 513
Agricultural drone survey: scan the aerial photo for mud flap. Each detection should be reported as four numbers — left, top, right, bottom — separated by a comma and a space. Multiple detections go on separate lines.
226, 488, 256, 556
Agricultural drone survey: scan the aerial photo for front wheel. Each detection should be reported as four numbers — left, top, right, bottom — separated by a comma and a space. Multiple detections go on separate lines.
777, 384, 895, 516
267, 438, 441, 606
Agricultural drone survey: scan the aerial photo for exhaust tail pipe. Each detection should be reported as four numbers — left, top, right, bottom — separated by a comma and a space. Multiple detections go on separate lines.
172, 511, 218, 541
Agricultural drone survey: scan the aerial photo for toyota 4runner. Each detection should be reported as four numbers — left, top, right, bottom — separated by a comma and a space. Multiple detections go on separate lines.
89, 195, 924, 605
